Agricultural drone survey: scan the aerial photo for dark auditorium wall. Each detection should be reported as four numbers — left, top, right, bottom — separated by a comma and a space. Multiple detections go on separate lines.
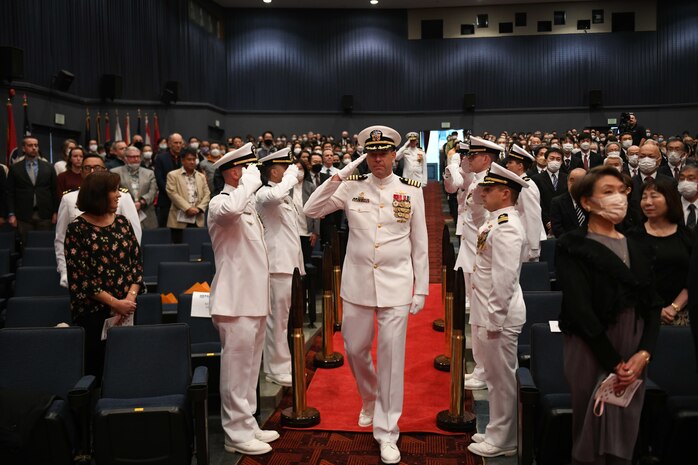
0, 0, 696, 155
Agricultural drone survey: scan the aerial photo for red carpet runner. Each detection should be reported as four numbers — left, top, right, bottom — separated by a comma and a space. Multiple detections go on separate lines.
304, 283, 458, 434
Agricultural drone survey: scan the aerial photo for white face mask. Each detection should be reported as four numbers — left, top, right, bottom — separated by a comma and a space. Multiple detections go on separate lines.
589, 192, 628, 225
580, 142, 591, 151
89, 144, 98, 153
678, 180, 698, 199
627, 154, 639, 167
159, 143, 168, 150
143, 151, 153, 160
293, 148, 301, 155
622, 140, 632, 149
638, 157, 657, 174
667, 151, 683, 166
127, 162, 141, 171
607, 151, 621, 158
562, 143, 573, 152
210, 149, 221, 157
190, 142, 200, 150
296, 169, 305, 183
547, 160, 561, 173
342, 158, 351, 165
195, 158, 200, 166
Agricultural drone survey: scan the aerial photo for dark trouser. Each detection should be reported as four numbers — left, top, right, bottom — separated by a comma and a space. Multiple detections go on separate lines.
73, 307, 111, 385
17, 211, 53, 249
157, 204, 170, 228
171, 224, 197, 244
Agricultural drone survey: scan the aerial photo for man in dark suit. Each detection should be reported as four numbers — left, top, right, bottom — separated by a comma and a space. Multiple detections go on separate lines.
628, 143, 677, 225
7, 136, 58, 246
550, 168, 587, 237
154, 132, 184, 227
526, 146, 549, 178
658, 137, 691, 180
533, 147, 568, 236
573, 133, 602, 170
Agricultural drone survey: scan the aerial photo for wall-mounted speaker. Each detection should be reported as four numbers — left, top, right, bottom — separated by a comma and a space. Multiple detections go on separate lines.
100, 74, 122, 101
463, 93, 476, 112
589, 89, 603, 108
341, 94, 353, 113
0, 46, 24, 82
53, 69, 74, 92
161, 81, 179, 104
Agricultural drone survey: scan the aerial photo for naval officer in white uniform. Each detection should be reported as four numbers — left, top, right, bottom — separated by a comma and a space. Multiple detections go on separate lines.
467, 162, 528, 459
208, 143, 278, 456
304, 125, 429, 465
396, 131, 428, 186
443, 136, 500, 391
256, 147, 306, 387
55, 153, 141, 288
505, 144, 545, 261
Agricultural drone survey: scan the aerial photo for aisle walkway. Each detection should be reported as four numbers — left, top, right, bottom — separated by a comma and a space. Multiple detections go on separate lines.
423, 182, 451, 283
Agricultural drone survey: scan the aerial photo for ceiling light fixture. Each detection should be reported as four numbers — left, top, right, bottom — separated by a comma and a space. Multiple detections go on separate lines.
263, 0, 272, 3
370, 0, 378, 5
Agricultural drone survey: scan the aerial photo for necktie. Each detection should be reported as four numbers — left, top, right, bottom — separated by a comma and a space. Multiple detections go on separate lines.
552, 173, 558, 190
575, 204, 585, 227
27, 161, 36, 185
583, 155, 589, 170
565, 159, 570, 170
314, 174, 320, 187
688, 204, 696, 229
675, 167, 680, 180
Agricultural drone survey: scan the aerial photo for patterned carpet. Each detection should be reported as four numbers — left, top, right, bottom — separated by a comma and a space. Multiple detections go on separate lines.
240, 185, 482, 465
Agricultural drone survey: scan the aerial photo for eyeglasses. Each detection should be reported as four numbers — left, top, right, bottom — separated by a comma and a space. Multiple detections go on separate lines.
82, 165, 107, 173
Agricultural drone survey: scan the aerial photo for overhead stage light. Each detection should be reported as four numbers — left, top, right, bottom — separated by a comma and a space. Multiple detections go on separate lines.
263, 0, 272, 3
370, 0, 379, 5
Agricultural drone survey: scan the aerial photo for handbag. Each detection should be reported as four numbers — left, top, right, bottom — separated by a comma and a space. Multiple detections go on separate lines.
593, 373, 643, 416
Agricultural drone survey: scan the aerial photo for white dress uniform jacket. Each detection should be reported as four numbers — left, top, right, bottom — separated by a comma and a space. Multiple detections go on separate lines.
396, 145, 428, 186
469, 206, 527, 332
208, 180, 270, 317
256, 176, 305, 275
55, 188, 141, 287
303, 173, 429, 307
443, 161, 474, 236
516, 175, 544, 260
444, 166, 488, 273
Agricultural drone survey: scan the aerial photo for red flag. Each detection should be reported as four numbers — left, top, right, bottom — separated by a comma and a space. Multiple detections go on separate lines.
113, 110, 122, 141
5, 89, 18, 165
125, 112, 131, 145
144, 113, 151, 145
84, 108, 91, 147
105, 112, 111, 141
153, 113, 160, 143
96, 112, 102, 145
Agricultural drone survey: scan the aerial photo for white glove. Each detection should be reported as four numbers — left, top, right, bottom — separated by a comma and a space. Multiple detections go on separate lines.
409, 294, 426, 315
242, 163, 260, 179
337, 153, 367, 180
528, 250, 540, 262
449, 154, 460, 167
283, 163, 300, 184
460, 155, 470, 173
240, 163, 261, 188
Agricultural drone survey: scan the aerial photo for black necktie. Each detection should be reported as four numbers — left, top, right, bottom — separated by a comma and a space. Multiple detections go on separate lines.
565, 159, 570, 170
688, 204, 696, 229
675, 167, 680, 180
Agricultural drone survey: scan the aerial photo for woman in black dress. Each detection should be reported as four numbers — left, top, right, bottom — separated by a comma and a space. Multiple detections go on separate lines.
65, 171, 143, 381
555, 166, 661, 465
628, 177, 693, 326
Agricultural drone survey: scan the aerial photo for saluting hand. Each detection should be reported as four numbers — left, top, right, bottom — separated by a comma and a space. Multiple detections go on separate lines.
283, 164, 300, 184
336, 153, 368, 181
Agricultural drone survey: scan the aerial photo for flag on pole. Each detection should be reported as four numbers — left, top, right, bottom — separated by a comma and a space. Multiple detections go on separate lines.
144, 113, 151, 145
136, 109, 142, 136
96, 112, 102, 145
105, 112, 111, 141
84, 108, 91, 147
5, 89, 18, 166
22, 95, 32, 136
113, 110, 122, 142
153, 113, 160, 143
125, 112, 131, 145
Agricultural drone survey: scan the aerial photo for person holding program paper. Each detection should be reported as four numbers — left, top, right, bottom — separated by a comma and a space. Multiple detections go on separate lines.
65, 171, 143, 383
554, 166, 661, 465
166, 147, 210, 244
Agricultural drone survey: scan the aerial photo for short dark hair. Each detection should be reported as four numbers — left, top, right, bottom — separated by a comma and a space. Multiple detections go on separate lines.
570, 165, 624, 206
182, 147, 198, 159
76, 171, 120, 215
638, 177, 684, 225
666, 136, 688, 153
82, 153, 105, 165
546, 147, 563, 159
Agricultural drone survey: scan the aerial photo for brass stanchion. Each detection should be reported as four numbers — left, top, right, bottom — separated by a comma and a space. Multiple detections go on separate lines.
314, 245, 344, 368
282, 268, 321, 427
331, 228, 343, 331
433, 224, 450, 332
437, 268, 477, 432
434, 242, 455, 371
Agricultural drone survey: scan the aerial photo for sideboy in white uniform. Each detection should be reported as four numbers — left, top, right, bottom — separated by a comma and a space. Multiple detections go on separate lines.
396, 131, 428, 186
207, 143, 278, 456
304, 126, 429, 465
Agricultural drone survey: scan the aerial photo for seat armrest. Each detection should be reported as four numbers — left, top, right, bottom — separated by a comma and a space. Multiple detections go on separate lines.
69, 375, 96, 457
517, 367, 539, 404
190, 365, 210, 465
69, 375, 96, 409
189, 366, 209, 402
517, 367, 539, 465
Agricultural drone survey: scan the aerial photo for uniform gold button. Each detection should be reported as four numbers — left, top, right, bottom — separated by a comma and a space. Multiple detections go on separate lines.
380, 204, 384, 208
373, 264, 379, 269
375, 243, 379, 248
377, 224, 382, 228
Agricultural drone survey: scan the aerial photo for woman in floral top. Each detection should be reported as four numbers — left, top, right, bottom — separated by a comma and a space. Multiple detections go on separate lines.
65, 171, 143, 381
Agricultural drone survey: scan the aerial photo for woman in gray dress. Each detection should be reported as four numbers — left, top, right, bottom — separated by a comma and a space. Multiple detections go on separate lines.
555, 166, 661, 465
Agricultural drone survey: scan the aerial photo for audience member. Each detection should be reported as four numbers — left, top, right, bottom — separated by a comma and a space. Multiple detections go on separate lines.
533, 147, 568, 236
54, 138, 77, 175
629, 142, 677, 225
105, 140, 126, 170
56, 146, 84, 199
165, 147, 210, 243
154, 133, 184, 226
111, 146, 159, 230
550, 167, 587, 237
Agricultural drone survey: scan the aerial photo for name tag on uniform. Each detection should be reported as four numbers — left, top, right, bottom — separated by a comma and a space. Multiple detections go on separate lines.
191, 291, 211, 318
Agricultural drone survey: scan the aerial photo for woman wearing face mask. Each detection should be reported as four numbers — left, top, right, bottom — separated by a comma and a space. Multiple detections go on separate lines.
555, 166, 661, 465
56, 146, 84, 199
141, 144, 155, 169
628, 177, 693, 326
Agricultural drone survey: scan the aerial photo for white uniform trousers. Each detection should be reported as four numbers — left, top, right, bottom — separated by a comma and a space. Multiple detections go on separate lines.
213, 315, 266, 444
464, 271, 486, 381
263, 273, 292, 376
472, 324, 522, 449
342, 300, 410, 444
